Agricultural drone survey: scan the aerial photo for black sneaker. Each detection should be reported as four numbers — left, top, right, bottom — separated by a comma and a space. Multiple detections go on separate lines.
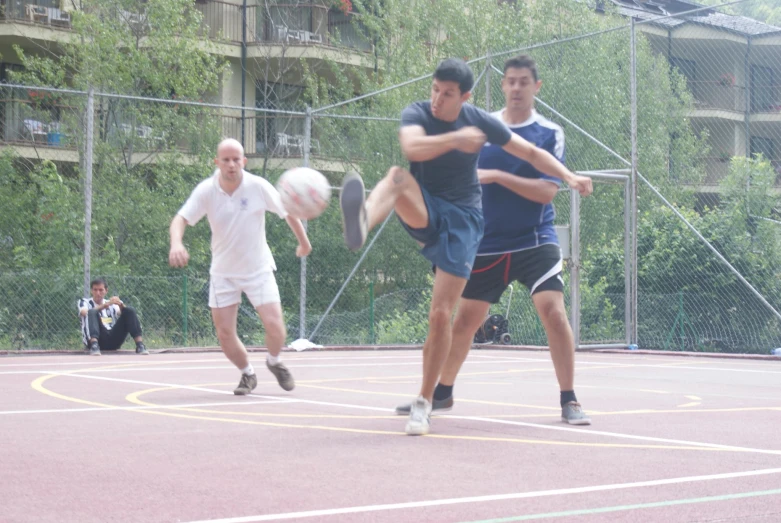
340, 171, 368, 251
89, 341, 101, 356
266, 360, 295, 391
233, 373, 258, 395
395, 396, 453, 415
135, 343, 149, 355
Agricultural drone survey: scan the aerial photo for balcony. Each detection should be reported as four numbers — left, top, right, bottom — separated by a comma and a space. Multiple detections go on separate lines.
0, 2, 72, 29
686, 81, 745, 118
193, 1, 372, 52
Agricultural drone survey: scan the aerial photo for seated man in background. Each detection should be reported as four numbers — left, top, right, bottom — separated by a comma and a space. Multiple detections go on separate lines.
78, 277, 148, 356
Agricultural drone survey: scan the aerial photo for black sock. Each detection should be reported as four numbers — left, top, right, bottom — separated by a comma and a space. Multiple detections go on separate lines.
433, 383, 453, 401
560, 390, 577, 407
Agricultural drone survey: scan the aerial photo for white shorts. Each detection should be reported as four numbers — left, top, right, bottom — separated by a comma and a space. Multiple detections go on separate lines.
209, 272, 281, 308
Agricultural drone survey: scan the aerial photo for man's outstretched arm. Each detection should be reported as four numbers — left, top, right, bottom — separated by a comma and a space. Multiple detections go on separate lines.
501, 134, 593, 196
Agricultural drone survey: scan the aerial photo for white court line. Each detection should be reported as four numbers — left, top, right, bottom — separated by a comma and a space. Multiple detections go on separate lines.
0, 359, 534, 376
53, 373, 781, 456
0, 353, 430, 369
443, 415, 781, 456
181, 466, 781, 523
0, 399, 294, 415
471, 353, 781, 371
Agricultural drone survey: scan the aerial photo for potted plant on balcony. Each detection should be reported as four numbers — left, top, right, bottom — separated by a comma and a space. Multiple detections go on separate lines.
28, 89, 62, 111
330, 0, 352, 14
718, 73, 735, 88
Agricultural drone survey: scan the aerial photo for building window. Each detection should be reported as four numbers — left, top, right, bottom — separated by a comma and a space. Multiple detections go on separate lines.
255, 82, 305, 155
750, 65, 775, 112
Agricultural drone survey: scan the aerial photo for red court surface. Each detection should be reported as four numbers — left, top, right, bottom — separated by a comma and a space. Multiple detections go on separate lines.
2, 349, 781, 523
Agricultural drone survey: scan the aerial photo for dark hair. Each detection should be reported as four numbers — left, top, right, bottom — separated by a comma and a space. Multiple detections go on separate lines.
90, 277, 108, 289
433, 58, 474, 94
503, 55, 538, 82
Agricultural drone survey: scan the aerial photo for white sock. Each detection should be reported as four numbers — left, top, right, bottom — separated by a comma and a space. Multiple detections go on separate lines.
267, 354, 280, 366
241, 364, 255, 376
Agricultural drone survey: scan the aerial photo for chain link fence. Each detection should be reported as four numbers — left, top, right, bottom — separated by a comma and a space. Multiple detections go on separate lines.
1, 0, 780, 354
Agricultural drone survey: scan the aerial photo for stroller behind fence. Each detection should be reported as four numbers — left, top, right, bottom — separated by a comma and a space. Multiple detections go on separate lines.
473, 285, 514, 345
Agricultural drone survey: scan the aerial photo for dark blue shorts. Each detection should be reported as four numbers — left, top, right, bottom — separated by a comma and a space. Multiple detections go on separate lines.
398, 188, 483, 280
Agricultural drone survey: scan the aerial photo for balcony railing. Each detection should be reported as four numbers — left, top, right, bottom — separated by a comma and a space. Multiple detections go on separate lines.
0, 1, 72, 29
686, 81, 746, 113
193, 0, 372, 51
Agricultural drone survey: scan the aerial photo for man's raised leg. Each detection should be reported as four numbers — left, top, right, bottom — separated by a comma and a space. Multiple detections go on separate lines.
341, 166, 428, 251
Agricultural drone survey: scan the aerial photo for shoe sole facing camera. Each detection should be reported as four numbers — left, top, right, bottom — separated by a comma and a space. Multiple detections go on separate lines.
395, 397, 453, 416
340, 173, 366, 251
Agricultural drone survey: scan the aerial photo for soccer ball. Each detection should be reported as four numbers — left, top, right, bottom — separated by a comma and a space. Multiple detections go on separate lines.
276, 167, 331, 220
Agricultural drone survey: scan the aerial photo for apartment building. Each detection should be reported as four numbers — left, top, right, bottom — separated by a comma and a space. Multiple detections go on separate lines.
611, 0, 781, 191
0, 0, 374, 170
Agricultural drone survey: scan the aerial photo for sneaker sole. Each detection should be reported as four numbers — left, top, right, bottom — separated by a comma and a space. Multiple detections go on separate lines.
395, 405, 452, 416
563, 417, 592, 426
340, 175, 366, 251
405, 422, 430, 436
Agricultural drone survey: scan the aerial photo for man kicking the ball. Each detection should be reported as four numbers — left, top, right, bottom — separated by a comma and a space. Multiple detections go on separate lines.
339, 58, 592, 435
169, 138, 312, 395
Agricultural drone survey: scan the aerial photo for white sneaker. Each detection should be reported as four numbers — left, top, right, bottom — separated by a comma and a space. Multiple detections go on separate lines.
405, 396, 432, 436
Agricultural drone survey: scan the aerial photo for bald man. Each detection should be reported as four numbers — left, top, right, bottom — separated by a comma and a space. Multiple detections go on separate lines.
169, 139, 312, 395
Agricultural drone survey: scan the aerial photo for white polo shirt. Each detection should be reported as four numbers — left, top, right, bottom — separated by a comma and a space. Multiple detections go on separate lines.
178, 169, 288, 277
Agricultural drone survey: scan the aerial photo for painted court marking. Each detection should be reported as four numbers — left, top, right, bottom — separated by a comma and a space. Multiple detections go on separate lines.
30, 371, 781, 456
460, 487, 781, 522
181, 467, 781, 523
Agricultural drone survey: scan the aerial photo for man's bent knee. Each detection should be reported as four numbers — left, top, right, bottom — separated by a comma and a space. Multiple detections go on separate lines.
386, 166, 413, 191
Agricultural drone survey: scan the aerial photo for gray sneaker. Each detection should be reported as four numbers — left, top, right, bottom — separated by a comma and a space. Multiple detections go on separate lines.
233, 373, 258, 395
135, 343, 149, 355
395, 396, 453, 415
340, 171, 368, 251
89, 341, 101, 356
405, 396, 432, 436
266, 360, 295, 391
561, 401, 591, 425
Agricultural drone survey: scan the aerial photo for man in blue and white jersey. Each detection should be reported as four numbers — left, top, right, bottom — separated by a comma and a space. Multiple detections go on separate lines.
343, 58, 593, 435
396, 55, 592, 425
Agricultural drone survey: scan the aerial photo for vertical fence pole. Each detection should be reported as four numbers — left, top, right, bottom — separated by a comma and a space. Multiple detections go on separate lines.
485, 51, 492, 112
182, 271, 188, 346
630, 18, 639, 345
240, 0, 247, 146
570, 189, 581, 349
82, 87, 95, 297
299, 105, 312, 339
369, 281, 375, 344
624, 177, 632, 345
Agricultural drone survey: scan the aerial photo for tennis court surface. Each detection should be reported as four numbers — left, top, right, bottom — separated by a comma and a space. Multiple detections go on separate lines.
2, 348, 781, 522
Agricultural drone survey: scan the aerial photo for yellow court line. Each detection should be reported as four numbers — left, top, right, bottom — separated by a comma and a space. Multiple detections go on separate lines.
28, 369, 770, 453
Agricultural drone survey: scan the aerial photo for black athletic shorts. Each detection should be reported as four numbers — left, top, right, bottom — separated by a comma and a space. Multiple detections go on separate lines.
462, 243, 564, 304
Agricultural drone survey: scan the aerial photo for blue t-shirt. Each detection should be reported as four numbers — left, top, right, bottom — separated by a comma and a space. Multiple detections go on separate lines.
477, 110, 565, 255
400, 101, 512, 208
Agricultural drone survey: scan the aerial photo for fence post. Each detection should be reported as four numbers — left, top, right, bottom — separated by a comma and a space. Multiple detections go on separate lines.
630, 18, 639, 345
82, 87, 95, 297
182, 271, 188, 346
369, 281, 375, 344
485, 50, 492, 112
299, 105, 312, 339
570, 189, 581, 349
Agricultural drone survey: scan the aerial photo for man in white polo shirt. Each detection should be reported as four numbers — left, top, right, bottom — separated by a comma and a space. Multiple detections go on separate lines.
168, 138, 312, 395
